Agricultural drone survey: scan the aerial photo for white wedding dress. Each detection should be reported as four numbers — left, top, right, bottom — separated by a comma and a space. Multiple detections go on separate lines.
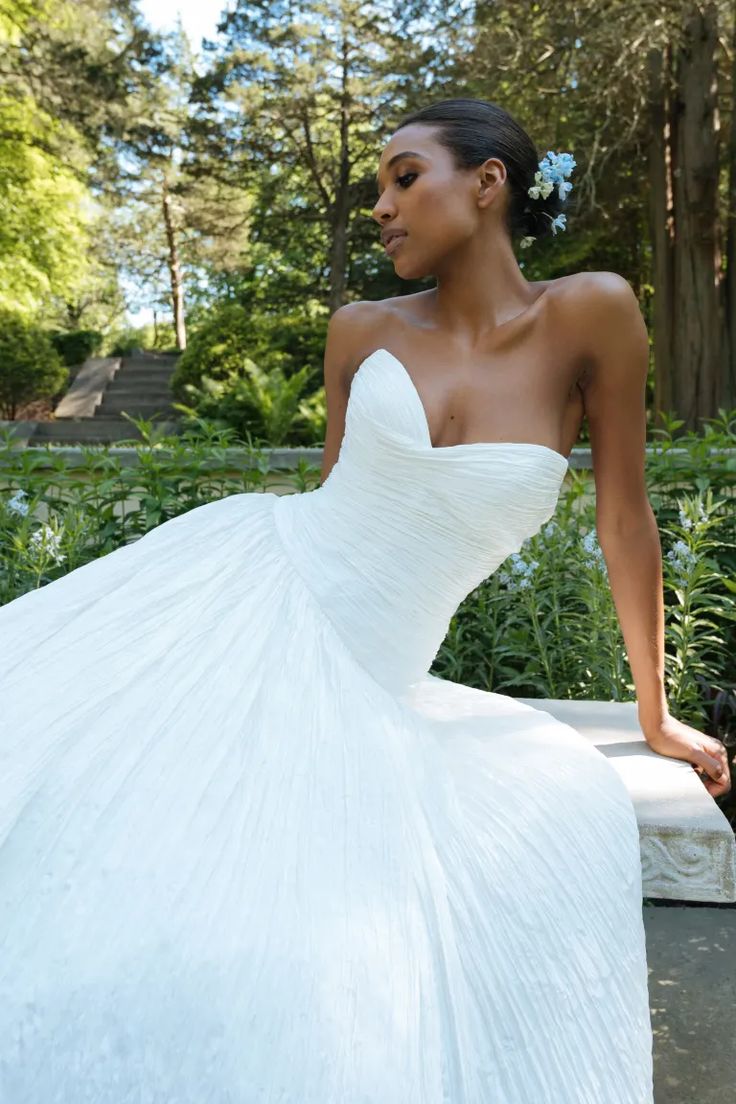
0, 346, 653, 1103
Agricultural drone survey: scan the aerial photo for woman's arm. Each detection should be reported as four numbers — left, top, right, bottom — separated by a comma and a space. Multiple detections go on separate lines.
319, 301, 376, 485
574, 273, 729, 794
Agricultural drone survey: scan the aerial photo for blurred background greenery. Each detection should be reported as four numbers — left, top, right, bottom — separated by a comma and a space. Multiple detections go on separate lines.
1, 0, 736, 438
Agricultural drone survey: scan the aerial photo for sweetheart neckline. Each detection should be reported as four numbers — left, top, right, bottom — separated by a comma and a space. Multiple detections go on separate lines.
356, 348, 570, 467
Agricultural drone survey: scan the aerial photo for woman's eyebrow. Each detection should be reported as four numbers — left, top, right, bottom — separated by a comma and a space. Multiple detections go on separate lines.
375, 151, 429, 190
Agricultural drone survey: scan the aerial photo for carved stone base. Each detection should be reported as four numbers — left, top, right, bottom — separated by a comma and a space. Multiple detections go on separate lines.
517, 697, 736, 904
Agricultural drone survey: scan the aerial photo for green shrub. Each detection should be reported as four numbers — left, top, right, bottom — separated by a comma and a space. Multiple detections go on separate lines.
104, 322, 181, 358
0, 309, 68, 419
170, 302, 327, 402
171, 304, 258, 398
49, 329, 103, 366
173, 359, 325, 447
0, 416, 318, 603
106, 327, 146, 357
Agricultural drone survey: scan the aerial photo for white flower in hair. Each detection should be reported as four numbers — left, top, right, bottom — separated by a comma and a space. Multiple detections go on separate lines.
527, 170, 554, 201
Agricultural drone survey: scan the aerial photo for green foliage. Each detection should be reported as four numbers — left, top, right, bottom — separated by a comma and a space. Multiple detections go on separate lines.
173, 359, 325, 447
170, 304, 252, 394
0, 309, 67, 419
0, 94, 93, 314
102, 323, 178, 357
170, 302, 327, 400
0, 0, 170, 324
107, 331, 144, 357
49, 329, 103, 366
0, 417, 294, 601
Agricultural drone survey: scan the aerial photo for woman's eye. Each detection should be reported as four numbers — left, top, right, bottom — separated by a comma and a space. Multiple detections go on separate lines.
396, 172, 417, 189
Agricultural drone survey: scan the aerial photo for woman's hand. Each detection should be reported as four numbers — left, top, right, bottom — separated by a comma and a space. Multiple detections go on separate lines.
642, 713, 731, 799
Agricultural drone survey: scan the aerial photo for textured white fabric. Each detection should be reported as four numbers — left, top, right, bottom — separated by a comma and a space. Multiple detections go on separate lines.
0, 346, 654, 1102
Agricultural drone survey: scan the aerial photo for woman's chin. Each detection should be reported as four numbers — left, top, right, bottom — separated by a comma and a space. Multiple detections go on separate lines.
392, 256, 431, 281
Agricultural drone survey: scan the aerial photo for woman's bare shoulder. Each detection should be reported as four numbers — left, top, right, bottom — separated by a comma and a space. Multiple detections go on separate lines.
552, 270, 638, 321
550, 271, 642, 377
326, 297, 409, 379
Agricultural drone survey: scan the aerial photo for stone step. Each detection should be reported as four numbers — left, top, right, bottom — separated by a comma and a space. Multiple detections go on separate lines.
96, 399, 179, 417
103, 388, 173, 401
29, 419, 182, 444
115, 366, 177, 380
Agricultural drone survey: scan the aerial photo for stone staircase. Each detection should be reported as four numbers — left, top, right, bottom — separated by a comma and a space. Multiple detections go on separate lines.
29, 350, 181, 445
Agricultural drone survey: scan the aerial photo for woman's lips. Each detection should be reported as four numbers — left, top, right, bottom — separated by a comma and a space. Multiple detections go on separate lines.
385, 233, 407, 256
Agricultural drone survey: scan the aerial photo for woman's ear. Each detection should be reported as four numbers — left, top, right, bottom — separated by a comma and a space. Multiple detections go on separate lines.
476, 158, 506, 208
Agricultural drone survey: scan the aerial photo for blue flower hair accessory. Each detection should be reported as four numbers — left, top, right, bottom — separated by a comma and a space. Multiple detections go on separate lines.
519, 150, 576, 249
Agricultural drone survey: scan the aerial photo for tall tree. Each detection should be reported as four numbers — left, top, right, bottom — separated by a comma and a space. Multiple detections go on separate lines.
468, 0, 735, 426
646, 3, 724, 427
194, 0, 470, 313
0, 0, 166, 317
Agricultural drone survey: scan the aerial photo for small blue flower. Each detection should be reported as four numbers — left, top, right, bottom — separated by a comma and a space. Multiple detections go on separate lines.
582, 528, 606, 571
549, 213, 567, 235
499, 553, 540, 592
665, 539, 697, 586
522, 149, 575, 249
7, 489, 29, 517
541, 151, 577, 188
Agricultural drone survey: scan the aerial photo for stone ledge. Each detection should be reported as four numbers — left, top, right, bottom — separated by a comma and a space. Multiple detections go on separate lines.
0, 442, 726, 470
517, 697, 736, 904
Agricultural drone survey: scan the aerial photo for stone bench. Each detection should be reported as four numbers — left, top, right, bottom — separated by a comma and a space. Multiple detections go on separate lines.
517, 697, 736, 903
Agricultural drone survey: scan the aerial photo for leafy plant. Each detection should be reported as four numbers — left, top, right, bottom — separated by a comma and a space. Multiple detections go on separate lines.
173, 359, 323, 447
48, 328, 103, 366
0, 309, 68, 419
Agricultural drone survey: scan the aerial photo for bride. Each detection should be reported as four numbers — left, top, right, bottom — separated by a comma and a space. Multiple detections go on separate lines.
0, 96, 729, 1103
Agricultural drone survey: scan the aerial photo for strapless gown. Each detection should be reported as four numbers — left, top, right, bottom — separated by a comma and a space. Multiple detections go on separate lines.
0, 347, 654, 1102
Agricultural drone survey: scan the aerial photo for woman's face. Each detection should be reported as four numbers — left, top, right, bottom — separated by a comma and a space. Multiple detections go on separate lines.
371, 123, 507, 280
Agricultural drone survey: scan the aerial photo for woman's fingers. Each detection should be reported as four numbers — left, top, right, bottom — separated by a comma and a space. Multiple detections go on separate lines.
644, 715, 731, 797
691, 743, 731, 796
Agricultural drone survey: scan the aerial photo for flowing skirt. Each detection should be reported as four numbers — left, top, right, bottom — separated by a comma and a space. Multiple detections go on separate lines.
0, 490, 653, 1102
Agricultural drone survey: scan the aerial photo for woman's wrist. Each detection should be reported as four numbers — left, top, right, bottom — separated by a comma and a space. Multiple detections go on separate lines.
637, 701, 671, 740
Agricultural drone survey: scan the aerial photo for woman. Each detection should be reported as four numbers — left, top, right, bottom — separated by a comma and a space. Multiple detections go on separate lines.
0, 97, 729, 1102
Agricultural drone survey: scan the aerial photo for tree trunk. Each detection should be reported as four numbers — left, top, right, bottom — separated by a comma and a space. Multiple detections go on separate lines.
724, 0, 736, 410
647, 42, 676, 428
326, 36, 351, 314
162, 174, 187, 351
669, 2, 722, 428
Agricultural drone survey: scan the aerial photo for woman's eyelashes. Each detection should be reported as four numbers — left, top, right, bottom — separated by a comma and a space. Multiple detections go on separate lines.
374, 171, 417, 204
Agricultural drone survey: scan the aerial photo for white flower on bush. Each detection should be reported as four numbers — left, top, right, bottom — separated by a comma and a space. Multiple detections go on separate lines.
7, 489, 29, 517
29, 523, 65, 564
677, 500, 707, 531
